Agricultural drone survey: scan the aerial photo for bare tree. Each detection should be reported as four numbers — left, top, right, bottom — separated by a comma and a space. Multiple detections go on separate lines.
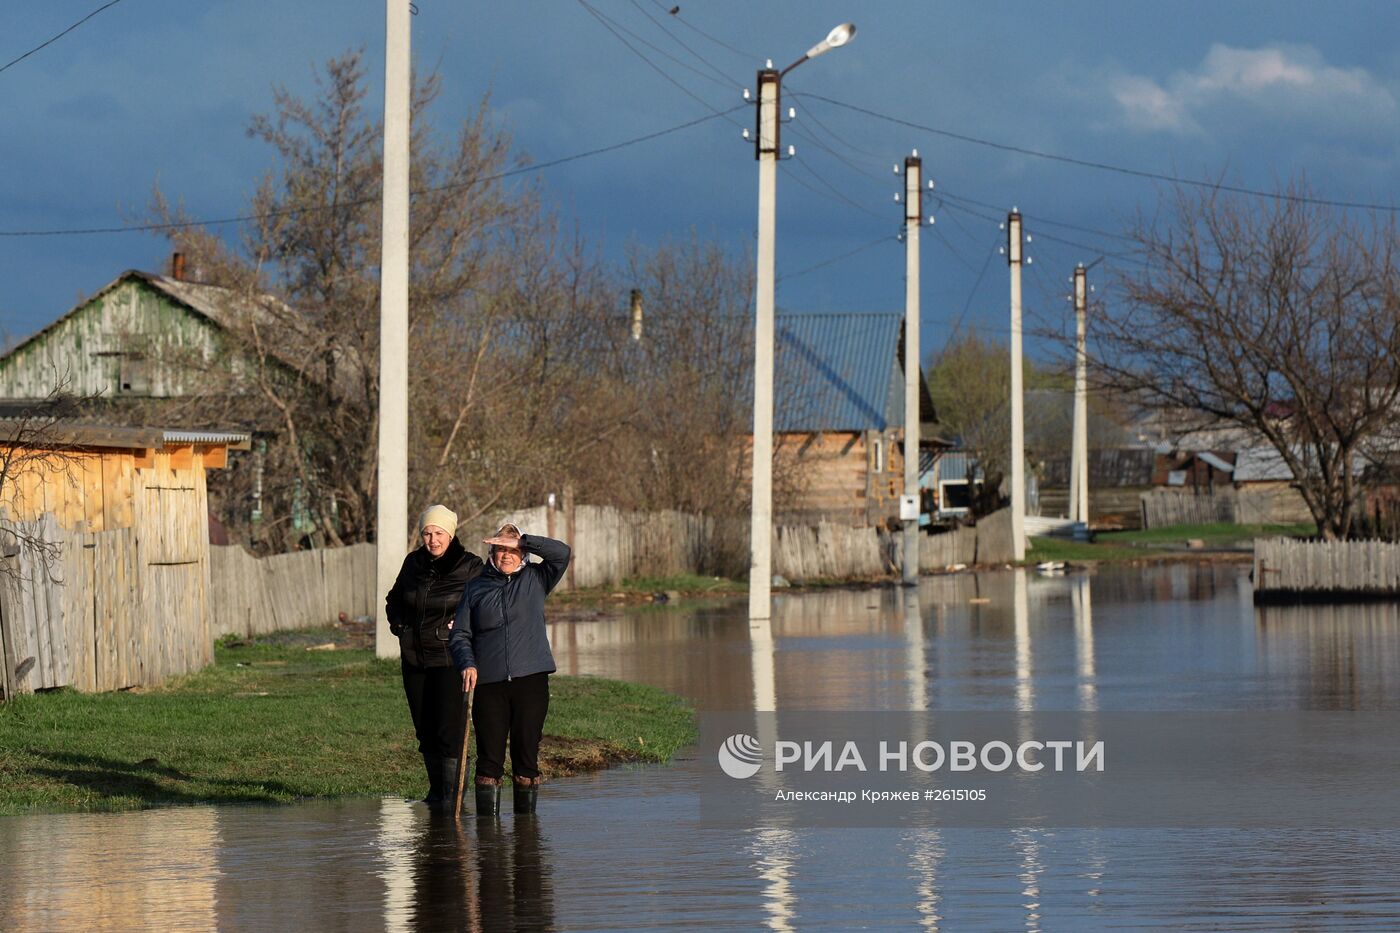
149, 50, 530, 548
926, 330, 1054, 517
1095, 181, 1400, 539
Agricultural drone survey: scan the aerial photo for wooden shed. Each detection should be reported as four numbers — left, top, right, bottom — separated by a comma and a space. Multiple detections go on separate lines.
0, 422, 249, 697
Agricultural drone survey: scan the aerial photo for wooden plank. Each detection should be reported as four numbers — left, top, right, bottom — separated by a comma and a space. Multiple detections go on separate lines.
79, 455, 105, 532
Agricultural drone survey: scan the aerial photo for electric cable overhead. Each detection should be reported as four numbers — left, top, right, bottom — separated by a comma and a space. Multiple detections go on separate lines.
626, 0, 738, 90
0, 0, 127, 75
0, 107, 743, 237
797, 92, 1400, 214
778, 234, 893, 283
790, 154, 886, 220
645, 0, 758, 63
576, 0, 742, 123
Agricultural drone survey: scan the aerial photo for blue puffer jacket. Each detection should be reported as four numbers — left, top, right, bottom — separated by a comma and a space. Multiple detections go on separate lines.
449, 534, 571, 685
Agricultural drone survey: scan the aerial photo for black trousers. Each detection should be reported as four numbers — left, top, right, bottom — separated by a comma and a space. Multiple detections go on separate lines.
401, 660, 466, 759
473, 672, 550, 781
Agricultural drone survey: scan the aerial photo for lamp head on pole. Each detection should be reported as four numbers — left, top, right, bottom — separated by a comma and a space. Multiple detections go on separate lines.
806, 22, 856, 59
782, 22, 856, 75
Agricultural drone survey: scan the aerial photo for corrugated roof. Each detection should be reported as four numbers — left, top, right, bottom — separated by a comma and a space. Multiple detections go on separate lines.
163, 429, 252, 449
0, 421, 248, 451
770, 312, 903, 432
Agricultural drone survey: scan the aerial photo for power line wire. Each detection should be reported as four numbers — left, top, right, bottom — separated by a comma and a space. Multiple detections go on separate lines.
626, 0, 738, 89
777, 234, 893, 283
797, 92, 1400, 215
0, 0, 127, 75
790, 154, 886, 220
646, 0, 758, 63
0, 106, 743, 237
576, 0, 742, 123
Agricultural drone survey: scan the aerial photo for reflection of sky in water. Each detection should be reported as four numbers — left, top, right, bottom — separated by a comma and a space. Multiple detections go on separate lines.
3, 565, 1400, 930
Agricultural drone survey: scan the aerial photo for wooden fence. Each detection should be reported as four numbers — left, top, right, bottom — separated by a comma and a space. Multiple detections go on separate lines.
1140, 490, 1238, 528
1254, 537, 1400, 602
209, 543, 376, 638
0, 517, 201, 698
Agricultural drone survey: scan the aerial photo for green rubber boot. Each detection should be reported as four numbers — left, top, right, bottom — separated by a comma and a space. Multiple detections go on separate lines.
513, 777, 539, 814
422, 755, 442, 807
475, 777, 501, 816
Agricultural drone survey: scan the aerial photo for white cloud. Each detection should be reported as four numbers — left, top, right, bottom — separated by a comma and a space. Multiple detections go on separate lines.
1110, 44, 1397, 136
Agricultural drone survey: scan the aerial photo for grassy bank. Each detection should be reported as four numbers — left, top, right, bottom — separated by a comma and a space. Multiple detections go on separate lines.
1024, 522, 1316, 564
0, 635, 695, 815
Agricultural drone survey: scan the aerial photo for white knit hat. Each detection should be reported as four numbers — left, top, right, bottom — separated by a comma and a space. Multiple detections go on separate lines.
419, 504, 458, 537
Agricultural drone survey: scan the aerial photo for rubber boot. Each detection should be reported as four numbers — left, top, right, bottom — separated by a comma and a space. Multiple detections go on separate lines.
422, 754, 442, 807
475, 777, 501, 816
513, 776, 539, 814
436, 758, 461, 812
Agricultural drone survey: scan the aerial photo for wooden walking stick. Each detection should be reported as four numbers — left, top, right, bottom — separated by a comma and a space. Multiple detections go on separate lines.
452, 687, 474, 819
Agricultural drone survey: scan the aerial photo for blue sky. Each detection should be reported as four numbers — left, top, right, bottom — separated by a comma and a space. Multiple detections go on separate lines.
4, 1, 1400, 363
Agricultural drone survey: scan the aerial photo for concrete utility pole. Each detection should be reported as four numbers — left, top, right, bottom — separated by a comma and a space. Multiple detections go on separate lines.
901, 152, 922, 586
1007, 210, 1026, 561
376, 0, 411, 658
747, 23, 856, 622
748, 66, 780, 622
1070, 264, 1090, 526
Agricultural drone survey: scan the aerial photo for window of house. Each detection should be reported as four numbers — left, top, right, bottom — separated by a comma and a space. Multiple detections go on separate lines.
873, 438, 883, 474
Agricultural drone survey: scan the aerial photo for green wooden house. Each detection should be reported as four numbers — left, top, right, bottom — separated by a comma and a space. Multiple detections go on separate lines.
0, 266, 286, 399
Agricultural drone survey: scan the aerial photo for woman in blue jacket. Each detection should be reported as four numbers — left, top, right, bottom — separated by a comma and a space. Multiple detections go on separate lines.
450, 522, 571, 815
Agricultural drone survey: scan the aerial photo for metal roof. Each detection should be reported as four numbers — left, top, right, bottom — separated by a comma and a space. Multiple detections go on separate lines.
0, 421, 248, 450
163, 429, 252, 449
1197, 451, 1235, 473
769, 312, 904, 432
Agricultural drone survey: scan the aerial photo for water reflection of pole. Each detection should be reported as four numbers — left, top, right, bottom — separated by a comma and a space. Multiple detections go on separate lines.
904, 585, 928, 711
377, 798, 417, 933
752, 828, 798, 932
1071, 574, 1098, 710
1013, 827, 1044, 932
906, 828, 944, 930
1013, 568, 1033, 712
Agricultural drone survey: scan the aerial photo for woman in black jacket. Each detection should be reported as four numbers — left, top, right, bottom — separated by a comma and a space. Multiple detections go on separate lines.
385, 504, 484, 809
451, 522, 571, 815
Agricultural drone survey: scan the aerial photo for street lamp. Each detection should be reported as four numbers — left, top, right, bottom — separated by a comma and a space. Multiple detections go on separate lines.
748, 22, 856, 622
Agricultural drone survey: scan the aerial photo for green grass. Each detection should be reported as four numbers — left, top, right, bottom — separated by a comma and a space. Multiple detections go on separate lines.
1024, 521, 1316, 565
1099, 522, 1315, 545
1026, 537, 1168, 562
0, 639, 695, 815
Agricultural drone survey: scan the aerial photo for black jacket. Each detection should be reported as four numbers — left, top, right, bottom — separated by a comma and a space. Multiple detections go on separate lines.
450, 534, 571, 684
385, 538, 484, 668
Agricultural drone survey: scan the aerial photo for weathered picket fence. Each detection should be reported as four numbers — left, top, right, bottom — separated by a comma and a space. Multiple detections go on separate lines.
0, 516, 209, 698
208, 542, 376, 638
1254, 537, 1400, 602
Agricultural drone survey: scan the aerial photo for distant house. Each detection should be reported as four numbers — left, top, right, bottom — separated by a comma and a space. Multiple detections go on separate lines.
1232, 446, 1315, 524
0, 264, 289, 400
1028, 390, 1158, 529
0, 262, 313, 544
757, 312, 944, 528
1039, 448, 1157, 529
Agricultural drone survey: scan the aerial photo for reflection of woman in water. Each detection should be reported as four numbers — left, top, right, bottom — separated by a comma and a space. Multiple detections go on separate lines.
409, 809, 554, 931
450, 523, 571, 815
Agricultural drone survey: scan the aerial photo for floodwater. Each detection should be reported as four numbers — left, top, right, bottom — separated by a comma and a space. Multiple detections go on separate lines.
4, 563, 1400, 930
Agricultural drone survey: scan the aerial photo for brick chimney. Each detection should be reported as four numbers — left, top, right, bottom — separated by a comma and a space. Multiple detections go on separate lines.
171, 252, 186, 281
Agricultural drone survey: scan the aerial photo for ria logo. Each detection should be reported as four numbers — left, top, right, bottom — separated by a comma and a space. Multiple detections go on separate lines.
718, 733, 763, 779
